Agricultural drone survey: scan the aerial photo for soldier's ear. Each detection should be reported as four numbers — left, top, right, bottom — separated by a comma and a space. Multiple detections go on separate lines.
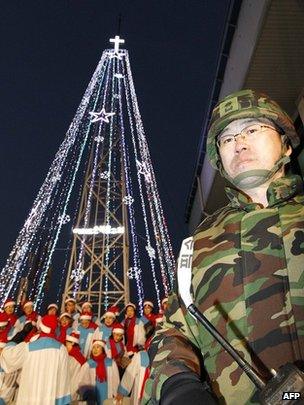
284, 145, 292, 157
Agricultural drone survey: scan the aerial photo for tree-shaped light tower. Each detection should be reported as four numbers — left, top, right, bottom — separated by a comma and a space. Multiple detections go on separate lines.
0, 37, 175, 316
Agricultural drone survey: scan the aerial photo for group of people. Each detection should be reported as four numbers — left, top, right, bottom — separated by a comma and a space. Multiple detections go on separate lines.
0, 296, 168, 404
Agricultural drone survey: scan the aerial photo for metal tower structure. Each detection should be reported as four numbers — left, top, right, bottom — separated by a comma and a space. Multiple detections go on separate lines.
62, 98, 130, 318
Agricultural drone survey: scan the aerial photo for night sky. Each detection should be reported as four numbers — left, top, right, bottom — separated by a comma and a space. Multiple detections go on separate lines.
0, 2, 230, 284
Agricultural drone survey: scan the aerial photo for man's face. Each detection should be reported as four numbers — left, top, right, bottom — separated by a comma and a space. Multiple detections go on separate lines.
4, 305, 15, 315
65, 301, 76, 314
125, 306, 135, 318
143, 305, 153, 315
218, 119, 291, 185
24, 305, 33, 316
104, 315, 115, 327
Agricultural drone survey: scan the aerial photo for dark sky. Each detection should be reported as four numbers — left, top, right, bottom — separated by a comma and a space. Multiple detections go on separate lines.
0, 1, 230, 270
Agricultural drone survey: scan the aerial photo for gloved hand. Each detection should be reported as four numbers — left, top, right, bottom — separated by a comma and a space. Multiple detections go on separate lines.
160, 371, 218, 405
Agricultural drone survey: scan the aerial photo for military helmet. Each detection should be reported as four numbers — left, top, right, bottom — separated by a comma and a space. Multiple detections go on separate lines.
207, 89, 300, 169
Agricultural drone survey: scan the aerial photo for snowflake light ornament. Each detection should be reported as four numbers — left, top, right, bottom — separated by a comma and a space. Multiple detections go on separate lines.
94, 136, 104, 143
127, 267, 141, 279
71, 268, 85, 282
57, 214, 70, 225
100, 171, 110, 180
123, 195, 134, 205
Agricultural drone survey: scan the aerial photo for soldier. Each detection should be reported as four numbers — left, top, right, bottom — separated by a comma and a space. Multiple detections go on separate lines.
143, 90, 304, 404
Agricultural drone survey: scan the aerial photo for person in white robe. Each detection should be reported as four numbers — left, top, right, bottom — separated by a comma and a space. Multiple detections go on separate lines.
0, 314, 71, 405
122, 303, 146, 356
92, 306, 118, 344
78, 339, 120, 405
77, 313, 96, 358
116, 350, 150, 405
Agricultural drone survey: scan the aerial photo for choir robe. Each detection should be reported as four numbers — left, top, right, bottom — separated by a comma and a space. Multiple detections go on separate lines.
78, 357, 119, 405
92, 324, 113, 343
0, 338, 71, 405
77, 325, 95, 358
68, 356, 82, 403
117, 351, 150, 405
0, 366, 18, 405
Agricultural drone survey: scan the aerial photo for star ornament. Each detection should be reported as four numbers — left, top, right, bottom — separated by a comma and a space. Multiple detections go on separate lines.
89, 108, 115, 124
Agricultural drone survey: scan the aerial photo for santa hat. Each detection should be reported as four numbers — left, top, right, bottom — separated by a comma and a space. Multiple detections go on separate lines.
65, 297, 76, 304
143, 300, 154, 308
66, 331, 80, 344
3, 298, 15, 309
40, 315, 58, 334
81, 301, 92, 309
47, 303, 58, 311
125, 302, 136, 310
79, 312, 92, 321
59, 312, 72, 320
112, 323, 124, 335
161, 297, 168, 306
103, 306, 118, 318
0, 341, 7, 348
23, 300, 34, 309
0, 312, 8, 327
92, 339, 106, 348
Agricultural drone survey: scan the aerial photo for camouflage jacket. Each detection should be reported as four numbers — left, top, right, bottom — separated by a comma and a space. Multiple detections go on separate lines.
142, 175, 304, 404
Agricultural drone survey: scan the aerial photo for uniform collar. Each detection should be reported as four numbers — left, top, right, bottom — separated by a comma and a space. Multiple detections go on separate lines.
226, 175, 303, 211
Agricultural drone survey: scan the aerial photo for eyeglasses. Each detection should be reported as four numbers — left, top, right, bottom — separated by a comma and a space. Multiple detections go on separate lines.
216, 124, 276, 149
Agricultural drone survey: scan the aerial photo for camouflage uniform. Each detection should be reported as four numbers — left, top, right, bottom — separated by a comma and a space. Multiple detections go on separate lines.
143, 91, 304, 404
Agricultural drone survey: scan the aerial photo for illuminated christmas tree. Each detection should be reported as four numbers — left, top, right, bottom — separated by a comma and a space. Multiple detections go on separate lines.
0, 36, 175, 315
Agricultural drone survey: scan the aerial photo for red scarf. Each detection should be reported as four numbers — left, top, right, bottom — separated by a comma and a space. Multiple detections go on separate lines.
69, 345, 86, 366
92, 353, 107, 382
124, 316, 136, 351
140, 367, 150, 400
89, 321, 98, 330
109, 337, 124, 360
